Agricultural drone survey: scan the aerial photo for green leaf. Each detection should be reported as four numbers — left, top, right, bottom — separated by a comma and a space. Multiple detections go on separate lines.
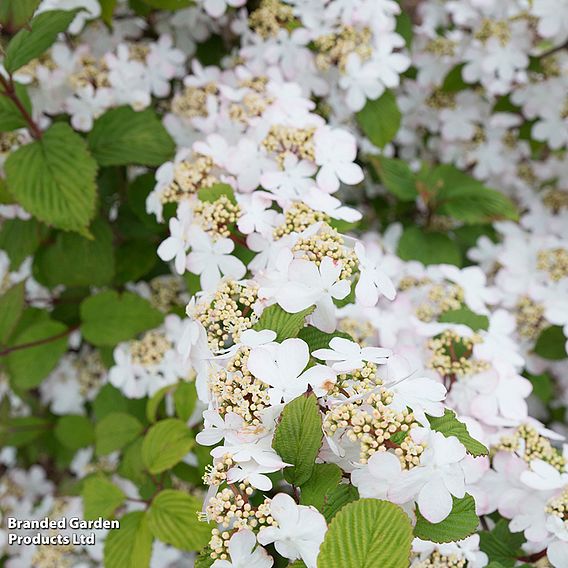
427, 410, 488, 457
98, 0, 116, 25
525, 371, 554, 404
396, 11, 413, 49
0, 218, 48, 269
95, 412, 143, 456
174, 382, 197, 422
398, 227, 462, 266
479, 520, 525, 567
80, 290, 164, 347
429, 166, 518, 224
4, 9, 80, 72
0, 282, 25, 344
34, 218, 115, 288
93, 384, 129, 420
0, 0, 41, 31
0, 416, 50, 447
146, 385, 173, 423
356, 91, 401, 149
147, 490, 210, 551
414, 494, 479, 543
534, 325, 568, 361
253, 304, 314, 341
114, 240, 156, 285
104, 511, 153, 568
0, 83, 31, 131
82, 476, 125, 520
142, 419, 195, 474
88, 107, 175, 167
197, 182, 237, 205
141, 0, 194, 9
439, 308, 489, 331
300, 463, 342, 511
119, 439, 149, 486
318, 499, 413, 568
323, 484, 359, 523
441, 64, 468, 92
297, 326, 353, 353
6, 319, 68, 388
272, 394, 323, 486
54, 415, 94, 451
5, 122, 97, 235
368, 156, 417, 201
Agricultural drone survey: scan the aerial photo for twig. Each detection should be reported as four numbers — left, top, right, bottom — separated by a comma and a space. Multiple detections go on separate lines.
0, 73, 43, 140
538, 40, 568, 59
0, 326, 77, 357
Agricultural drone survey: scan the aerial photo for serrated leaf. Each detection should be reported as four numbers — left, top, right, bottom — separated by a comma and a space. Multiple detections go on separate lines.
322, 484, 359, 523
272, 394, 323, 486
0, 218, 49, 269
4, 9, 80, 72
534, 325, 567, 361
356, 91, 401, 149
142, 419, 194, 474
88, 106, 175, 167
439, 308, 489, 331
119, 439, 149, 486
0, 0, 41, 30
254, 304, 314, 341
34, 218, 115, 288
300, 463, 342, 511
197, 182, 237, 204
95, 412, 143, 456
0, 83, 31, 131
398, 227, 462, 267
80, 290, 164, 347
147, 490, 210, 551
318, 499, 413, 568
55, 415, 94, 451
114, 240, 157, 285
6, 319, 68, 388
368, 156, 417, 201
414, 494, 479, 543
427, 410, 488, 457
479, 520, 525, 568
0, 282, 25, 344
297, 326, 353, 353
146, 385, 173, 423
5, 122, 97, 235
174, 381, 197, 422
82, 476, 125, 520
104, 511, 153, 568
0, 416, 50, 447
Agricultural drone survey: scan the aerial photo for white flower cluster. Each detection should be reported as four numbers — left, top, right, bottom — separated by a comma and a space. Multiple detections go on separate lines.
2, 0, 568, 567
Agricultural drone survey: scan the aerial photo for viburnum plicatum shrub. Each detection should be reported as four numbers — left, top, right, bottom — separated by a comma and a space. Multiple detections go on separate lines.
2, 0, 568, 567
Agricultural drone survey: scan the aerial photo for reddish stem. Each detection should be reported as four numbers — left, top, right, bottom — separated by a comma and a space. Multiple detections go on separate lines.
0, 73, 43, 140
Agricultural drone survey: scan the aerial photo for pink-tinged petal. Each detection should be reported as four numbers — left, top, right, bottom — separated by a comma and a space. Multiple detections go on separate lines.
316, 164, 339, 193
277, 339, 309, 379
218, 254, 246, 280
335, 162, 364, 185
418, 477, 453, 523
319, 256, 342, 286
277, 284, 319, 313
247, 347, 278, 383
312, 296, 337, 333
157, 237, 179, 262
441, 468, 466, 498
301, 364, 336, 394
548, 541, 568, 568
355, 271, 379, 307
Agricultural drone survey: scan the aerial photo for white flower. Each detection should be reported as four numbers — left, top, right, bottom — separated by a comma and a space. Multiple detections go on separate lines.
339, 53, 385, 112
275, 257, 351, 333
201, 0, 246, 18
389, 430, 467, 523
212, 530, 273, 568
257, 493, 327, 568
314, 127, 364, 193
186, 229, 246, 291
157, 201, 194, 275
261, 154, 317, 202
313, 337, 391, 373
247, 338, 336, 403
351, 451, 403, 499
354, 242, 396, 306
